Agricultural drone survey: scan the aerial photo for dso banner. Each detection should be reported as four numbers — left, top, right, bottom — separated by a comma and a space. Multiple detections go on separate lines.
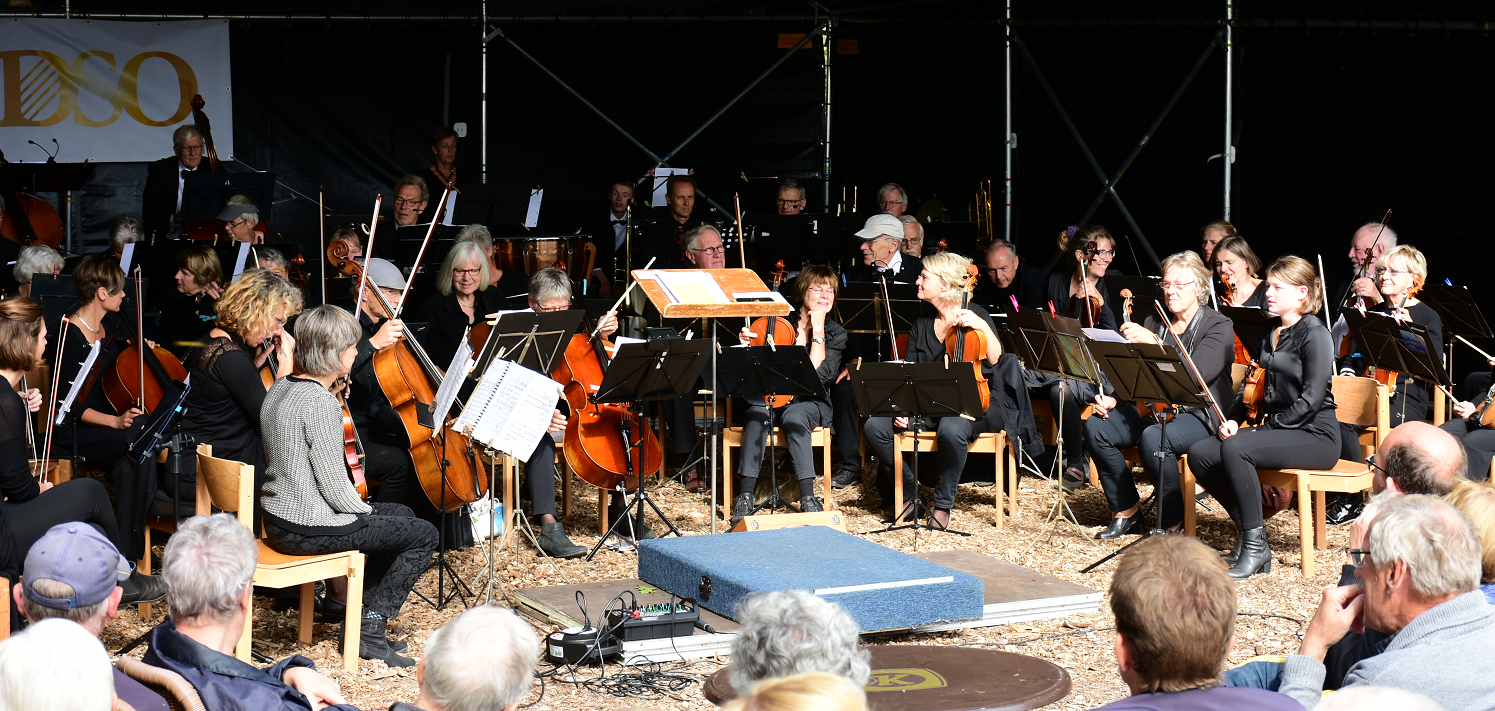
0, 19, 232, 164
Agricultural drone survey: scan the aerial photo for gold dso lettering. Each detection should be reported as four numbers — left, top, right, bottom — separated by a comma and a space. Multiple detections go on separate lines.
0, 50, 198, 127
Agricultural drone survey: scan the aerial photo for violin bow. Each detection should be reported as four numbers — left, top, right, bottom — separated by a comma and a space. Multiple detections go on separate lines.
1316, 254, 1331, 324
318, 186, 328, 305
135, 265, 145, 411
22, 374, 37, 478
1350, 209, 1393, 310
590, 257, 655, 341
39, 316, 68, 483
351, 195, 383, 320
734, 193, 746, 269
1152, 301, 1229, 429
395, 186, 451, 319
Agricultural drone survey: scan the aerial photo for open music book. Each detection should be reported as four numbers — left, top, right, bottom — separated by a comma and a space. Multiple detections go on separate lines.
453, 357, 563, 458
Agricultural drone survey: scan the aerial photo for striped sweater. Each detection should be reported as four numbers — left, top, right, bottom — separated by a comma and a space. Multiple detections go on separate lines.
260, 377, 372, 529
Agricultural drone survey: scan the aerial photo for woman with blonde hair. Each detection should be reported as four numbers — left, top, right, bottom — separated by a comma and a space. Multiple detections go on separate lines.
863, 252, 1005, 531
414, 239, 517, 368
1362, 244, 1442, 426
1187, 256, 1340, 580
722, 672, 867, 711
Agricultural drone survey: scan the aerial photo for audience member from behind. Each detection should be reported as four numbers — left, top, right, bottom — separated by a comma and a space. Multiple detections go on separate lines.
721, 672, 868, 711
394, 605, 538, 711
1445, 481, 1495, 604
1316, 686, 1443, 711
1374, 421, 1465, 495
728, 590, 871, 696
1278, 495, 1495, 709
13, 523, 168, 711
144, 514, 359, 711
1090, 534, 1304, 710
0, 618, 117, 711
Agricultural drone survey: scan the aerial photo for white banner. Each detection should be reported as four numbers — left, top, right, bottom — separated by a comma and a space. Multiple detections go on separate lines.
0, 19, 232, 164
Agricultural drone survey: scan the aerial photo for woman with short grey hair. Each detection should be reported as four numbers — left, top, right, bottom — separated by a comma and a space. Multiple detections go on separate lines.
729, 589, 871, 694
415, 238, 522, 368
11, 244, 63, 298
258, 304, 438, 667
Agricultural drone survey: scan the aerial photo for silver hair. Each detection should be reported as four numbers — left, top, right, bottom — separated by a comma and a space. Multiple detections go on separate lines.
455, 224, 494, 253
13, 245, 63, 284
258, 248, 288, 272
1358, 222, 1399, 248
1317, 685, 1443, 711
1160, 251, 1214, 304
1368, 494, 1481, 597
225, 194, 260, 227
172, 124, 204, 149
985, 239, 1018, 260
423, 605, 539, 711
21, 578, 110, 628
163, 514, 257, 626
682, 223, 722, 253
896, 214, 924, 237
877, 182, 907, 207
436, 240, 491, 296
779, 178, 807, 202
0, 618, 114, 711
109, 214, 144, 249
728, 590, 871, 693
527, 267, 571, 307
293, 305, 362, 378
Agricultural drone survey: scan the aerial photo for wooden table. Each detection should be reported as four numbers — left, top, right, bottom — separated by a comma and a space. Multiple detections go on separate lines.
703, 644, 1071, 710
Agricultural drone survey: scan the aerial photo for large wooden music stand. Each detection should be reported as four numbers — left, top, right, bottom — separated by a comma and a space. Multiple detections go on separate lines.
631, 269, 789, 534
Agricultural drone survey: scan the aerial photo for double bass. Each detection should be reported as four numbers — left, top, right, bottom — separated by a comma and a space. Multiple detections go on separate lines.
328, 239, 485, 511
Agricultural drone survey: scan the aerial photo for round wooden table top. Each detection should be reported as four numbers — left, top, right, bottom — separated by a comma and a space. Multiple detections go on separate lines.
703, 644, 1071, 711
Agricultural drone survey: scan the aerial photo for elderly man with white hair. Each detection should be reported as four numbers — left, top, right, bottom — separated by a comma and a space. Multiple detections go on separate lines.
392, 605, 538, 711
0, 618, 119, 711
727, 589, 871, 697
1278, 494, 1495, 709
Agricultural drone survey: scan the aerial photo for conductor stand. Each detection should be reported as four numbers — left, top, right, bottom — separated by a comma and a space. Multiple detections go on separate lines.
585, 338, 710, 561
1079, 338, 1212, 573
848, 360, 986, 544
716, 343, 826, 516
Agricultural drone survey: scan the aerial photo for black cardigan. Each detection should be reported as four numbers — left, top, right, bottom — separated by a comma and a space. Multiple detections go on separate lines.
1140, 307, 1236, 430
1229, 314, 1338, 432
1045, 271, 1118, 331
413, 288, 511, 370
903, 303, 1007, 433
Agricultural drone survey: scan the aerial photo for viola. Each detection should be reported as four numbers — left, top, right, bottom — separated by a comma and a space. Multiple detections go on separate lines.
942, 263, 991, 412
1241, 360, 1267, 425
1222, 279, 1251, 364
103, 269, 187, 414
1076, 250, 1103, 327
335, 377, 369, 500
259, 338, 281, 391
1475, 384, 1495, 430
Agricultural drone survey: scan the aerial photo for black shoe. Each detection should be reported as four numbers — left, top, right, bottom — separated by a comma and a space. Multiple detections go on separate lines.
1227, 527, 1273, 580
536, 522, 586, 559
831, 469, 861, 489
890, 498, 927, 522
1061, 467, 1087, 493
119, 568, 166, 606
730, 492, 755, 525
319, 596, 346, 622
1095, 514, 1142, 540
609, 509, 658, 540
1324, 492, 1364, 526
799, 495, 824, 513
351, 616, 416, 668
926, 508, 952, 531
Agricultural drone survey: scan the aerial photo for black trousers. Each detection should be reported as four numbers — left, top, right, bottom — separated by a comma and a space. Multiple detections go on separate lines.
1186, 410, 1341, 530
1084, 407, 1211, 530
1, 478, 122, 562
1442, 418, 1495, 482
736, 401, 827, 485
365, 442, 418, 506
1036, 381, 1088, 466
1464, 371, 1493, 402
865, 415, 989, 511
51, 422, 129, 473
525, 432, 560, 519
262, 502, 437, 619
830, 379, 863, 476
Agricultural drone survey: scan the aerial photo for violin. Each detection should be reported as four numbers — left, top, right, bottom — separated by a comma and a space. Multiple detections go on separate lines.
1339, 211, 1393, 357
1473, 384, 1495, 430
334, 377, 369, 500
1222, 279, 1251, 364
259, 337, 281, 391
103, 268, 188, 414
1364, 277, 1424, 398
1076, 249, 1103, 327
328, 238, 485, 511
943, 264, 991, 412
743, 260, 798, 408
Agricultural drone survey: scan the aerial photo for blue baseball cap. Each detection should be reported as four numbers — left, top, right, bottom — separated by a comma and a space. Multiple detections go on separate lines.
22, 523, 130, 610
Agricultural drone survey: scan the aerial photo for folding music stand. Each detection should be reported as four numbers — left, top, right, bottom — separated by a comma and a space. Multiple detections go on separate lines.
470, 311, 583, 384
848, 361, 984, 542
584, 338, 711, 561
1105, 276, 1161, 328
180, 171, 276, 234
833, 282, 921, 360
1420, 285, 1492, 412
1221, 305, 1273, 362
1345, 310, 1453, 398
1079, 339, 1215, 572
716, 344, 825, 516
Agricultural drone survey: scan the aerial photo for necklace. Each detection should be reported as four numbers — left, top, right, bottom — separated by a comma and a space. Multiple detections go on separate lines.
74, 312, 101, 335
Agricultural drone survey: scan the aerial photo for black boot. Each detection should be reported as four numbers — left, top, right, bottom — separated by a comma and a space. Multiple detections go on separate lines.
349, 615, 415, 668
730, 492, 754, 525
608, 507, 657, 540
799, 495, 824, 513
536, 522, 586, 559
1096, 513, 1142, 540
1227, 527, 1273, 580
119, 568, 166, 606
1222, 532, 1246, 567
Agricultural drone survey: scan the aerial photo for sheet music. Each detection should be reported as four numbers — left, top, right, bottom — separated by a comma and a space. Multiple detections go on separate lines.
1082, 328, 1127, 343
119, 243, 136, 273
432, 339, 472, 422
55, 339, 102, 426
654, 270, 729, 304
524, 188, 543, 228
230, 242, 252, 283
455, 358, 563, 459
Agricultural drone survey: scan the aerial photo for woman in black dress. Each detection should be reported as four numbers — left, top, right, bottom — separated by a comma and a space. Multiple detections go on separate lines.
1041, 224, 1116, 485
158, 244, 223, 357
1082, 252, 1235, 537
50, 256, 143, 473
1213, 235, 1269, 311
864, 252, 1006, 531
1362, 245, 1442, 427
414, 239, 513, 369
1187, 256, 1341, 580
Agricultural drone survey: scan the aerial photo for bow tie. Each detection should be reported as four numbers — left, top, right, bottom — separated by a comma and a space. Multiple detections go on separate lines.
611, 218, 625, 224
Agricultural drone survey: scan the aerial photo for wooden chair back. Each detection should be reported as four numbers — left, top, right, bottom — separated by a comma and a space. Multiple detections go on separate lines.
1231, 363, 1247, 394
115, 657, 207, 711
1331, 375, 1384, 428
194, 444, 255, 531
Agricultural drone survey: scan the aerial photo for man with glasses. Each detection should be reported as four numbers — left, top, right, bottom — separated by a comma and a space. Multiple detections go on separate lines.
973, 240, 1045, 314
644, 175, 706, 269
877, 183, 909, 217
897, 215, 925, 258
142, 124, 207, 239
777, 179, 808, 215
683, 224, 728, 269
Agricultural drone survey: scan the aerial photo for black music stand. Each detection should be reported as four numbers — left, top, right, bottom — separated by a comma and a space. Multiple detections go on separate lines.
1221, 306, 1273, 362
1345, 310, 1453, 397
833, 281, 921, 361
1105, 276, 1161, 328
848, 361, 985, 542
1421, 285, 1493, 340
716, 344, 826, 515
584, 338, 710, 561
1079, 340, 1214, 572
181, 171, 275, 234
469, 311, 583, 384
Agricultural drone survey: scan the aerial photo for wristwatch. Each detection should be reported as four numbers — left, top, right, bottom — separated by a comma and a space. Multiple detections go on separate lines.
811, 336, 826, 344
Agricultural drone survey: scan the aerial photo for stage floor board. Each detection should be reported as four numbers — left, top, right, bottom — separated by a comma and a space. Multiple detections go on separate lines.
511, 549, 1100, 664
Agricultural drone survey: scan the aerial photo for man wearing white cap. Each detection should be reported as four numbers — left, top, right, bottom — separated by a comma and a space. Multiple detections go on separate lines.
845, 214, 922, 284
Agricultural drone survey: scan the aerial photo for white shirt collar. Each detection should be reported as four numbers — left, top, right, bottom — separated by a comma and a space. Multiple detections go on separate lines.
883, 251, 903, 274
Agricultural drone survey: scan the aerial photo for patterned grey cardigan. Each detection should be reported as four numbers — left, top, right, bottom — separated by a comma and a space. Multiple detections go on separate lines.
260, 377, 372, 529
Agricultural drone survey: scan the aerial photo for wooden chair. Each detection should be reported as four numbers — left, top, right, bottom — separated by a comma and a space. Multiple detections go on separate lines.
0, 575, 8, 641
891, 430, 1014, 528
1181, 376, 1388, 576
194, 444, 366, 673
722, 402, 836, 523
1032, 399, 1097, 485
115, 657, 206, 711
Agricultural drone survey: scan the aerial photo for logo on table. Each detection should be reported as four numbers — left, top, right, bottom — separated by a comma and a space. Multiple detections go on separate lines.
865, 667, 947, 691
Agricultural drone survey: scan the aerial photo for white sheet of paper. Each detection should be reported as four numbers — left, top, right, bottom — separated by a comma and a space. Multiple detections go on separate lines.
442, 192, 457, 225
525, 188, 543, 228
1082, 328, 1128, 343
432, 339, 472, 423
605, 336, 646, 358
655, 270, 729, 304
119, 243, 136, 273
230, 242, 252, 283
55, 339, 102, 426
456, 357, 563, 459
650, 168, 690, 206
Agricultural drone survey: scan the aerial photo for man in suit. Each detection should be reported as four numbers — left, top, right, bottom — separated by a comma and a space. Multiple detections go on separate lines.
642, 175, 704, 269
829, 214, 924, 490
583, 180, 635, 296
141, 125, 206, 240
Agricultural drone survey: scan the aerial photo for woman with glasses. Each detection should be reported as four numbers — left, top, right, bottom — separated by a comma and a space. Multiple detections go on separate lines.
414, 240, 514, 369
1212, 235, 1268, 310
1187, 256, 1340, 580
1359, 245, 1442, 427
453, 224, 531, 296
1041, 224, 1117, 487
730, 265, 847, 523
863, 252, 1006, 531
1083, 252, 1235, 538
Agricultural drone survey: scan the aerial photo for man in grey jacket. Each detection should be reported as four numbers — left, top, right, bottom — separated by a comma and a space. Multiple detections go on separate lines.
1279, 494, 1495, 709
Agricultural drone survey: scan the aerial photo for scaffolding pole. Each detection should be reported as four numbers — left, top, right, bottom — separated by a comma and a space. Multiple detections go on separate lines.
1223, 2, 1234, 220
822, 18, 834, 214
1004, 1, 1013, 243
481, 0, 487, 184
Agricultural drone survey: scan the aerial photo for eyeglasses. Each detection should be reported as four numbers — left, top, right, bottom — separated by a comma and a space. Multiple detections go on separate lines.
179, 144, 204, 154
806, 286, 836, 296
1157, 279, 1197, 292
535, 303, 570, 313
1349, 549, 1372, 567
1375, 268, 1408, 279
776, 199, 805, 206
691, 244, 726, 254
1365, 452, 1390, 480
454, 268, 482, 277
394, 197, 426, 207
1088, 249, 1117, 259
879, 200, 905, 207
227, 218, 250, 229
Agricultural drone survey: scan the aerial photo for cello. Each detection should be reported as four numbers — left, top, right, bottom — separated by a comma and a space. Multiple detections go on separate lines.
552, 313, 665, 491
103, 267, 188, 414
943, 264, 991, 412
328, 239, 485, 512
